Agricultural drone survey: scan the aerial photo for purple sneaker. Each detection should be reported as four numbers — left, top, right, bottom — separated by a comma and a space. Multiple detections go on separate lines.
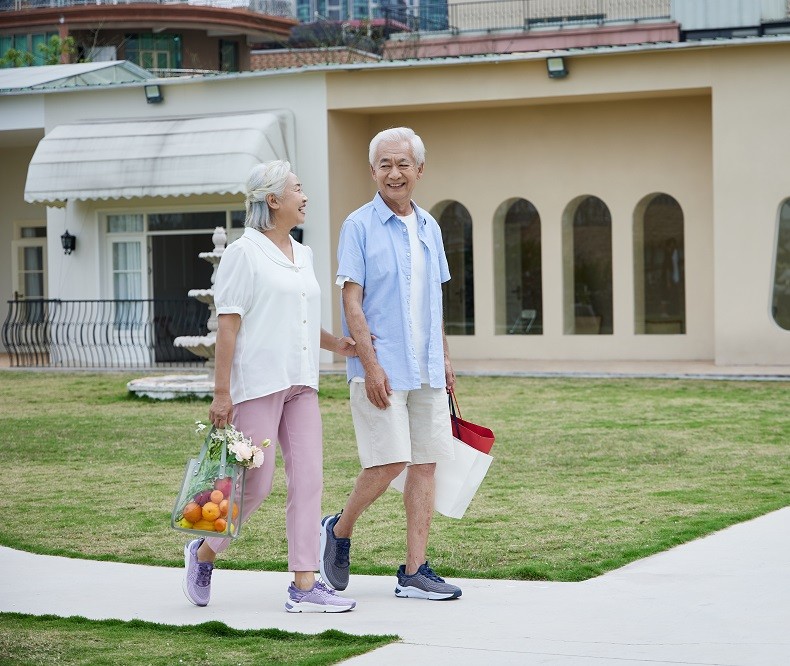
285, 581, 356, 613
183, 538, 214, 607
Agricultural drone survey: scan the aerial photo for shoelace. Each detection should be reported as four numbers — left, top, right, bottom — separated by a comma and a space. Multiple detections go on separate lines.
195, 562, 213, 587
418, 565, 445, 583
335, 538, 351, 567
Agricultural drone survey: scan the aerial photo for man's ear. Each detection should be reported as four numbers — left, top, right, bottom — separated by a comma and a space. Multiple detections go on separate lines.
416, 163, 424, 179
370, 165, 377, 181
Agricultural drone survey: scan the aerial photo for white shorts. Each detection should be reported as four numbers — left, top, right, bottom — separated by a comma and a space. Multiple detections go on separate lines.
349, 383, 455, 469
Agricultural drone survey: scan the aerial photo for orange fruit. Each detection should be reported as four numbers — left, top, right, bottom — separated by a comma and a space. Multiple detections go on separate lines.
192, 519, 215, 531
218, 499, 229, 517
210, 490, 224, 504
231, 503, 239, 520
202, 502, 220, 521
182, 502, 203, 524
214, 518, 227, 533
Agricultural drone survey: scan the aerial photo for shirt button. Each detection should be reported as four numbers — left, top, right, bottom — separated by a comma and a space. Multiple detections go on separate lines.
301, 292, 305, 297
303, 346, 307, 350
407, 253, 411, 257
303, 320, 307, 324
406, 275, 411, 281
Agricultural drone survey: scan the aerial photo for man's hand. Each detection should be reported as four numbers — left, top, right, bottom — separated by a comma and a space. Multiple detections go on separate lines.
365, 363, 392, 409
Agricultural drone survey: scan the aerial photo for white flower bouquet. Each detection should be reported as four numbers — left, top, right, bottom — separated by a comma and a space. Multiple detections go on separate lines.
171, 421, 269, 539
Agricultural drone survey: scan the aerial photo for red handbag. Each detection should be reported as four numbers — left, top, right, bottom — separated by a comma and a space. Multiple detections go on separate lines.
449, 388, 495, 454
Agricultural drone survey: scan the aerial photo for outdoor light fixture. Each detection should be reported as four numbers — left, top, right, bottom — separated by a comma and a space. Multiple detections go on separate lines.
144, 84, 164, 104
61, 230, 76, 255
546, 56, 568, 79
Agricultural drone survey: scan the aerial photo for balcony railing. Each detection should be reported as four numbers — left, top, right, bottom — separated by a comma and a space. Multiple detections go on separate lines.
0, 0, 295, 18
2, 298, 209, 369
383, 0, 671, 34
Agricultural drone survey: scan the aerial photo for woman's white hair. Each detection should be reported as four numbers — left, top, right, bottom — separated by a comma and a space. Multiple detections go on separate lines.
244, 159, 292, 231
368, 127, 426, 167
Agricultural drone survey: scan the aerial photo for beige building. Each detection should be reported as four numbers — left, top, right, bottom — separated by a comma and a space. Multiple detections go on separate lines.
2, 37, 789, 367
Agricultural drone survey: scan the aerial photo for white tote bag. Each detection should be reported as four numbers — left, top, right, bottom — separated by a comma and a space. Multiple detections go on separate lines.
389, 438, 493, 519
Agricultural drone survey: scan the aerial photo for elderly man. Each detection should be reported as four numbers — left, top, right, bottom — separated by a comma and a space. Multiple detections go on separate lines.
320, 127, 461, 601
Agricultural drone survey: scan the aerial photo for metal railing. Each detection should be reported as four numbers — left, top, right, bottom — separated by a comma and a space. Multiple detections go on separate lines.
2, 298, 209, 369
0, 0, 294, 18
383, 0, 671, 34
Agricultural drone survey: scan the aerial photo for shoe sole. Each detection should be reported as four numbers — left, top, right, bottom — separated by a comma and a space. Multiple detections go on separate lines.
319, 514, 348, 591
394, 585, 461, 601
182, 541, 208, 607
285, 600, 356, 613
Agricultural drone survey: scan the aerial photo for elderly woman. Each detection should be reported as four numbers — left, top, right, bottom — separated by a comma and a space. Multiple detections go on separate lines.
182, 160, 357, 613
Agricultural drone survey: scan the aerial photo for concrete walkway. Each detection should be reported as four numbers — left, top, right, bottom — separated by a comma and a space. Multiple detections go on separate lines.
2, 506, 789, 665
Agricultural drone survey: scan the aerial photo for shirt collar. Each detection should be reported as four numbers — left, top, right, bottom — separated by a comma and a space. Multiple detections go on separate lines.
373, 191, 426, 225
242, 226, 306, 268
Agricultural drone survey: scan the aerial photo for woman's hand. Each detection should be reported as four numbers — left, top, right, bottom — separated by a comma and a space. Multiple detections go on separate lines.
209, 392, 233, 429
335, 336, 357, 357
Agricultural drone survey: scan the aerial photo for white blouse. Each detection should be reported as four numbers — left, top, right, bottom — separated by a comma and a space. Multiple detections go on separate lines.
214, 227, 321, 405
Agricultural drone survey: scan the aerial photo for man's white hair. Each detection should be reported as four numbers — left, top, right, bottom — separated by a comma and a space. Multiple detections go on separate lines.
368, 127, 426, 167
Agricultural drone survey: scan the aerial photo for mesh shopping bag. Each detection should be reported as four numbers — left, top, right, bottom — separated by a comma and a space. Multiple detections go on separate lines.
171, 426, 246, 539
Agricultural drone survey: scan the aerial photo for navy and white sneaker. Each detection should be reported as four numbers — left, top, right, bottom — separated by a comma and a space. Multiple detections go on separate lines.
319, 512, 351, 591
395, 561, 462, 600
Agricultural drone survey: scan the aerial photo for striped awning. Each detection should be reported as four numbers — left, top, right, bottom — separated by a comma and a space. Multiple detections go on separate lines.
24, 111, 291, 206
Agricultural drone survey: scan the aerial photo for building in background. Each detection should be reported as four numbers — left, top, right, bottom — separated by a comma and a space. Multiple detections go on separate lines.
0, 0, 296, 73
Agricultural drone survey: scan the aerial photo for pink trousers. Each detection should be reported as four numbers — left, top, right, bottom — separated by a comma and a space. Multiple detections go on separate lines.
204, 385, 323, 572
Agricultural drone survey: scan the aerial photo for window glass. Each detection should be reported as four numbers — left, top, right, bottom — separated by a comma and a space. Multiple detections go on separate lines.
148, 212, 226, 232
20, 226, 46, 238
230, 210, 246, 228
494, 198, 542, 335
107, 214, 144, 234
772, 200, 790, 330
635, 194, 686, 334
435, 201, 475, 335
564, 196, 613, 334
125, 33, 181, 71
219, 40, 239, 72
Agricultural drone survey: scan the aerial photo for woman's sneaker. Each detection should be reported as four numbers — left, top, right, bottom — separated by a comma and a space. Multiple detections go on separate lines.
395, 561, 462, 600
285, 581, 356, 613
182, 538, 214, 607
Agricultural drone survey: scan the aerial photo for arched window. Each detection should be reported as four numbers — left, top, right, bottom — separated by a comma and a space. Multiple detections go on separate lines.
634, 193, 686, 334
772, 200, 790, 331
563, 196, 613, 334
494, 198, 542, 334
434, 200, 474, 335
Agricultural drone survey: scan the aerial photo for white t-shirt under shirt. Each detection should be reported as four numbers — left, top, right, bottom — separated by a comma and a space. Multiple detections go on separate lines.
338, 210, 430, 384
400, 211, 430, 384
214, 227, 321, 404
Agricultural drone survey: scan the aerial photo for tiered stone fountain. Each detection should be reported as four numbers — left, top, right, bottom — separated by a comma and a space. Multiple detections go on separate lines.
126, 227, 226, 400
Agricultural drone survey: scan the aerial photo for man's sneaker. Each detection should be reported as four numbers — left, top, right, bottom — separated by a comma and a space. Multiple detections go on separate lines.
285, 581, 356, 613
319, 513, 350, 591
182, 538, 214, 607
395, 561, 462, 600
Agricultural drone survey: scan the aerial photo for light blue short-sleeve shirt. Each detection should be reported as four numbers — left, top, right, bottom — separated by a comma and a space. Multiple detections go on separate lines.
337, 192, 451, 390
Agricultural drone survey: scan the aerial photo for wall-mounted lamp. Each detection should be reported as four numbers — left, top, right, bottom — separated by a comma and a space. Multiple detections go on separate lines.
61, 230, 76, 255
144, 84, 164, 104
546, 56, 568, 79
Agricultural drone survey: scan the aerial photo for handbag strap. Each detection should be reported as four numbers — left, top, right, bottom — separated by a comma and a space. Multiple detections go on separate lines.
193, 426, 216, 476
448, 389, 463, 440
448, 388, 462, 419
218, 431, 228, 478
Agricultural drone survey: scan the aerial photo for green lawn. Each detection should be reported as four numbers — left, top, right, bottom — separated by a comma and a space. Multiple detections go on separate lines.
1, 369, 788, 665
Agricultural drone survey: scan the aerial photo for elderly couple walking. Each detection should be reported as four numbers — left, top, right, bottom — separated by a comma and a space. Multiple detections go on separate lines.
182, 127, 462, 613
